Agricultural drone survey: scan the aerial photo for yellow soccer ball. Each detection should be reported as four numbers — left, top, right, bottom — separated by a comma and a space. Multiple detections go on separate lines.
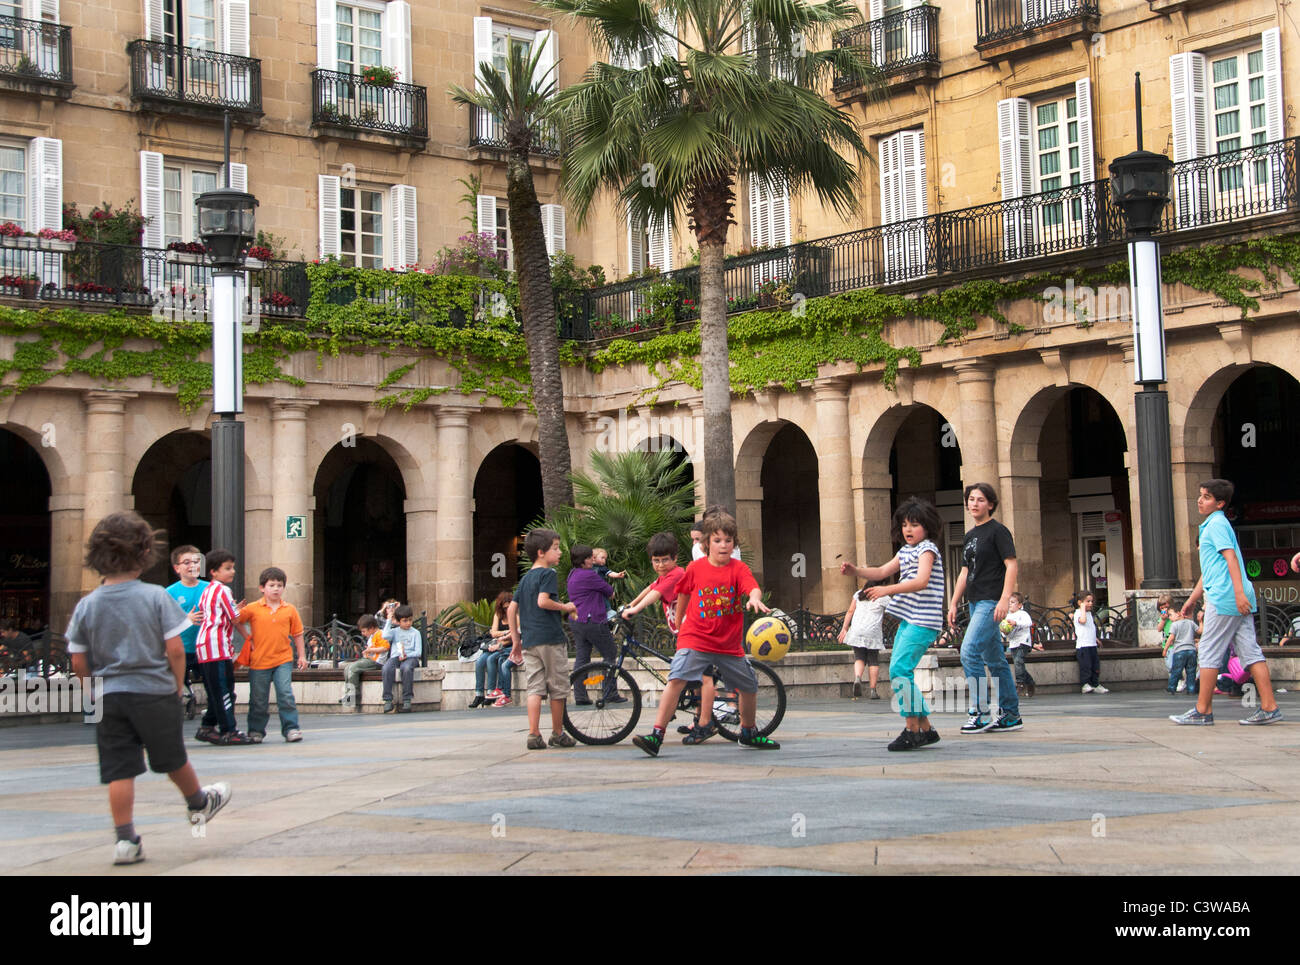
744, 616, 792, 662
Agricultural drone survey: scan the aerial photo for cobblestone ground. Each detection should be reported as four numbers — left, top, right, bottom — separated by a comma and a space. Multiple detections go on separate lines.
3, 691, 1297, 875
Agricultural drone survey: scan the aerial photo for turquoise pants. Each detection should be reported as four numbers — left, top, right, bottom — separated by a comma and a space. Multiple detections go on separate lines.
889, 620, 939, 718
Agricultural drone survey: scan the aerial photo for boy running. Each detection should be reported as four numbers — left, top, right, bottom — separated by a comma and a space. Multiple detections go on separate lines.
633, 512, 779, 756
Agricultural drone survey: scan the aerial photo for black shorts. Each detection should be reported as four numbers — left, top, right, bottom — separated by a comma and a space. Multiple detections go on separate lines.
852, 647, 880, 667
96, 692, 188, 784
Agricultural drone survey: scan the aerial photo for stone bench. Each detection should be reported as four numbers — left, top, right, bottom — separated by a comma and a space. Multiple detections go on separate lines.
228, 665, 445, 714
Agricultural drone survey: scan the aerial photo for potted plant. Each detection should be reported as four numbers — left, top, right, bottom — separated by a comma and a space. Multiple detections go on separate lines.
0, 222, 37, 249
37, 228, 78, 252
757, 278, 779, 307
17, 273, 39, 298
318, 101, 341, 124
361, 65, 398, 87
166, 240, 208, 265
243, 245, 273, 270
14, 55, 40, 76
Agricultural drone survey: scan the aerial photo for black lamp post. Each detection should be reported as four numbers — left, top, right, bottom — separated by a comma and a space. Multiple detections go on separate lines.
1108, 73, 1179, 590
196, 180, 257, 601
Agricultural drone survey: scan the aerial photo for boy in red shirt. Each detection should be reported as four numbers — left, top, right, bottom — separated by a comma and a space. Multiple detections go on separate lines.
633, 513, 780, 756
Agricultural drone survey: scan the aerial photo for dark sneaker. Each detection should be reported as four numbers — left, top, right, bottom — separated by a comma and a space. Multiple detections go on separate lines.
383, 700, 395, 713
548, 731, 576, 747
852, 680, 862, 698
468, 694, 488, 709
217, 731, 253, 745
677, 725, 693, 735
605, 693, 628, 703
1170, 708, 1214, 726
738, 730, 780, 750
247, 732, 264, 744
1239, 708, 1283, 725
916, 727, 941, 747
960, 714, 989, 734
682, 721, 718, 745
194, 726, 217, 744
188, 782, 231, 826
983, 714, 1023, 733
573, 697, 593, 706
888, 728, 921, 752
525, 733, 547, 750
632, 733, 662, 757
869, 689, 881, 700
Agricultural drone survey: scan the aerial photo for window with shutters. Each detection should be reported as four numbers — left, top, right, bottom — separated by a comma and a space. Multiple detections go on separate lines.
162, 161, 219, 245
0, 141, 24, 228
336, 1, 383, 76
0, 1, 19, 49
1033, 94, 1082, 230
491, 24, 534, 74
160, 0, 215, 84
1210, 48, 1268, 192
878, 129, 927, 279
340, 185, 385, 269
494, 201, 512, 270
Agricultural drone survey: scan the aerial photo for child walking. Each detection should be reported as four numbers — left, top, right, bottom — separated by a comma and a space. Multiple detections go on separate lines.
1163, 607, 1199, 695
165, 545, 209, 733
1002, 592, 1038, 697
67, 511, 230, 865
842, 498, 945, 751
837, 582, 886, 699
196, 549, 252, 744
1073, 592, 1109, 694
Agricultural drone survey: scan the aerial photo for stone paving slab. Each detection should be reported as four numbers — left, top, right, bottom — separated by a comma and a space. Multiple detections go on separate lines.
1, 692, 1296, 875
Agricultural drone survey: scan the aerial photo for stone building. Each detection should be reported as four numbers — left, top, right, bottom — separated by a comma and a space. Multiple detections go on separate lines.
0, 0, 1298, 634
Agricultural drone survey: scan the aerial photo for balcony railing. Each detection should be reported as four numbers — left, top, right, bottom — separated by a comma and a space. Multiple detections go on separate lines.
976, 0, 1098, 44
312, 68, 428, 140
468, 106, 560, 157
127, 40, 261, 113
0, 15, 72, 86
832, 5, 939, 88
574, 136, 1299, 338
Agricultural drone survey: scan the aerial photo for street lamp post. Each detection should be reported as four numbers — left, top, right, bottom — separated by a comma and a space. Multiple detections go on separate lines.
195, 182, 258, 600
1108, 73, 1179, 590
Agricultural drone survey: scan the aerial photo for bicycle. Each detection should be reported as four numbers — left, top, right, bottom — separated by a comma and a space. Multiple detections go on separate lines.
562, 616, 786, 746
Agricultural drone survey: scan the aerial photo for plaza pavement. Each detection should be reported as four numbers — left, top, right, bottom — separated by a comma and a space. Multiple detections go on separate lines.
2, 691, 1297, 876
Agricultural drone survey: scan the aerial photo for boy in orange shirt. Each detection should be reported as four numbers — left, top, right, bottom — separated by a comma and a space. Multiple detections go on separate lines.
236, 567, 307, 743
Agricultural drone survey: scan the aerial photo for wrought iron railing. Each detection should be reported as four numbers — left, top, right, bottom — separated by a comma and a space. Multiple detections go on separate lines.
312, 68, 428, 139
832, 5, 939, 88
468, 105, 561, 157
127, 39, 261, 112
976, 0, 1098, 45
0, 15, 71, 85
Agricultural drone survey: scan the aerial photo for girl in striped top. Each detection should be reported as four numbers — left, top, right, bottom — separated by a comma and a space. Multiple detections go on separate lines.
840, 497, 945, 751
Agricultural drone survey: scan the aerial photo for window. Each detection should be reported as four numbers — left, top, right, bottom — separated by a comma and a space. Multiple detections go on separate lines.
1211, 48, 1268, 191
162, 0, 215, 50
336, 1, 383, 76
340, 185, 384, 268
492, 23, 533, 74
0, 142, 24, 227
162, 162, 218, 246
1033, 93, 1082, 227
878, 129, 926, 279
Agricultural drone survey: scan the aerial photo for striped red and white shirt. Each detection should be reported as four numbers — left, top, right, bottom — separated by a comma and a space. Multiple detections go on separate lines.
196, 581, 239, 663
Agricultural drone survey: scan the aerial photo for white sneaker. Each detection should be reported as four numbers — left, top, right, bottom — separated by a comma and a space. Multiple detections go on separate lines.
1094, 685, 1109, 694
1081, 684, 1095, 694
113, 838, 144, 865
189, 781, 231, 826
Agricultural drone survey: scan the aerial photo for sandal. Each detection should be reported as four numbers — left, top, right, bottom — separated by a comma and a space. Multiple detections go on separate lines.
682, 721, 717, 745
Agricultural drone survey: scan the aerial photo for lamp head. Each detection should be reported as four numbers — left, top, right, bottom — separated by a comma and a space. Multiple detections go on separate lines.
1108, 150, 1173, 236
195, 188, 258, 268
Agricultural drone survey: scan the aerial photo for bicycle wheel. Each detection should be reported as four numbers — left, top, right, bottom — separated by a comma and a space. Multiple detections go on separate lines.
563, 662, 641, 745
713, 659, 786, 741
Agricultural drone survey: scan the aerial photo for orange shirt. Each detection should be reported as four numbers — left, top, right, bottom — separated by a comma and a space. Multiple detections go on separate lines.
237, 598, 304, 670
365, 630, 390, 656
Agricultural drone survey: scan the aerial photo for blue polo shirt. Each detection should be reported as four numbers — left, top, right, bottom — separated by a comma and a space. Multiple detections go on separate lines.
1198, 510, 1256, 615
166, 579, 208, 654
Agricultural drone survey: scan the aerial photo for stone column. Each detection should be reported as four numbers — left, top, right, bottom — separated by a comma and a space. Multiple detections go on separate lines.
814, 378, 855, 610
269, 400, 318, 616
948, 361, 997, 491
404, 497, 437, 617
435, 406, 475, 609
81, 391, 135, 591
687, 401, 706, 511
857, 469, 894, 569
48, 493, 83, 633
1000, 459, 1045, 602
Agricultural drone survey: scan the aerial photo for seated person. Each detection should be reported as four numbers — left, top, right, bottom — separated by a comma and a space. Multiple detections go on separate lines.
471, 592, 516, 708
0, 620, 35, 674
339, 612, 388, 706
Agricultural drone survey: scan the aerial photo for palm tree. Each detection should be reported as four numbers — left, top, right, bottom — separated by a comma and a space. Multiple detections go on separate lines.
543, 0, 876, 514
450, 38, 575, 512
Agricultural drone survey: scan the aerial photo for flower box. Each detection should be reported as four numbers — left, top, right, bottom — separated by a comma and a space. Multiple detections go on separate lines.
38, 238, 75, 252
2, 236, 39, 250
243, 257, 265, 270
17, 279, 39, 298
167, 250, 207, 266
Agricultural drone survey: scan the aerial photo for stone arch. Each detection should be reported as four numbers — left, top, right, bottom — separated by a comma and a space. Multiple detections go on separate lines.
131, 430, 214, 587
472, 442, 543, 601
634, 433, 695, 488
0, 427, 53, 632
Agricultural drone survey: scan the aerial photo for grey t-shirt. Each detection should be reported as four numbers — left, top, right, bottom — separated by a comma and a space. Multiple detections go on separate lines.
1166, 618, 1197, 655
66, 580, 191, 695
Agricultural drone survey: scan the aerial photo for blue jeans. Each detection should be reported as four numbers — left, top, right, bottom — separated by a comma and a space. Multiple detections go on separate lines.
960, 600, 1020, 719
383, 656, 419, 702
475, 649, 513, 696
1167, 649, 1199, 693
889, 620, 939, 718
247, 660, 299, 737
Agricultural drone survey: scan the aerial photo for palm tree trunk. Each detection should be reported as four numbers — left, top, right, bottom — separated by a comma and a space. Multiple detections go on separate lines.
506, 151, 574, 512
697, 235, 736, 514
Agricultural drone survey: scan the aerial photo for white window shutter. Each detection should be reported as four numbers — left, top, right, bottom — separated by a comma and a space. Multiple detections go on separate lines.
880, 133, 899, 226
383, 1, 412, 84
473, 17, 494, 88
997, 96, 1032, 198
139, 150, 164, 249
649, 213, 671, 270
41, 0, 59, 20
627, 215, 644, 273
1169, 52, 1208, 162
28, 137, 61, 233
534, 29, 557, 88
1074, 78, 1094, 182
223, 162, 247, 192
541, 203, 565, 257
902, 130, 925, 220
318, 174, 341, 259
770, 178, 790, 248
655, 9, 676, 63
749, 176, 769, 248
143, 0, 164, 41
316, 0, 337, 70
476, 194, 497, 238
221, 0, 249, 56
868, 0, 884, 65
1261, 28, 1283, 144
390, 184, 417, 268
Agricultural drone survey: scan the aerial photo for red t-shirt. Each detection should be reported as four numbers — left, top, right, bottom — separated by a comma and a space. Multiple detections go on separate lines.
674, 557, 758, 655
650, 566, 686, 633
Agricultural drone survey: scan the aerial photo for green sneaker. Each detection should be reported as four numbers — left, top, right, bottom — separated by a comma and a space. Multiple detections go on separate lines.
738, 730, 780, 750
632, 732, 662, 757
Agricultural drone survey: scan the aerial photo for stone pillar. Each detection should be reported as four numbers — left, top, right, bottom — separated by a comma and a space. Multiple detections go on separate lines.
269, 400, 318, 615
814, 378, 855, 610
1001, 460, 1045, 602
581, 411, 606, 477
687, 401, 706, 511
948, 361, 997, 491
81, 391, 135, 591
435, 406, 474, 609
48, 493, 83, 633
857, 470, 894, 569
404, 497, 437, 616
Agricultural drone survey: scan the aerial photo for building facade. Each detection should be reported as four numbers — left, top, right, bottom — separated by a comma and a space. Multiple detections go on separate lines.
1, 0, 1298, 634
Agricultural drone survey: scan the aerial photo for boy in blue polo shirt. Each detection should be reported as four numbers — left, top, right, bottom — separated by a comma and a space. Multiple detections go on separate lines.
165, 545, 212, 739
1171, 478, 1281, 726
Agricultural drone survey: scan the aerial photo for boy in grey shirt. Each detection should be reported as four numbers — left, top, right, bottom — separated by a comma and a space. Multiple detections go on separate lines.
67, 511, 232, 865
1163, 616, 1198, 695
380, 603, 423, 713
